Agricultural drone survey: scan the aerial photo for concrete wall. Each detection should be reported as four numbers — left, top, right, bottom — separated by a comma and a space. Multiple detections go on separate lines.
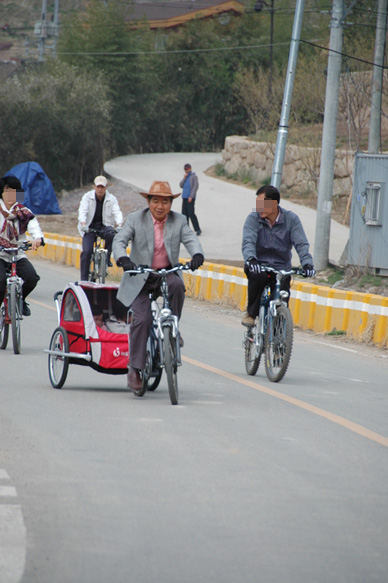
222, 136, 353, 196
33, 232, 388, 349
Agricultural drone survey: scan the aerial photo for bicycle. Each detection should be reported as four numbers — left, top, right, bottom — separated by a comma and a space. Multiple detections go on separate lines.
126, 263, 191, 405
243, 266, 305, 382
86, 228, 115, 284
0, 241, 33, 354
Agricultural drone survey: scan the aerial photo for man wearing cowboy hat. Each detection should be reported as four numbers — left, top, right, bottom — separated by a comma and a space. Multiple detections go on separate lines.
112, 180, 204, 393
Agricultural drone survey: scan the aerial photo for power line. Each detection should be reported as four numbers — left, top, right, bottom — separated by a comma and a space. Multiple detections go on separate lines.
301, 39, 388, 70
56, 39, 292, 56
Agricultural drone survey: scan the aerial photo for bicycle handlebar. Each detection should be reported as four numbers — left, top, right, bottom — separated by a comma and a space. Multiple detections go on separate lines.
0, 241, 33, 253
124, 263, 192, 275
260, 266, 307, 277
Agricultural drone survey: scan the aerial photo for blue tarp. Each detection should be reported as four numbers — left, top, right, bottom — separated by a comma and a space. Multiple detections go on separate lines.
5, 162, 62, 215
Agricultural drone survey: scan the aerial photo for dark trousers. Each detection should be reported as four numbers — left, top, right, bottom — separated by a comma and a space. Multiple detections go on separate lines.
80, 226, 116, 281
246, 270, 291, 319
0, 258, 40, 306
130, 273, 185, 370
182, 198, 200, 233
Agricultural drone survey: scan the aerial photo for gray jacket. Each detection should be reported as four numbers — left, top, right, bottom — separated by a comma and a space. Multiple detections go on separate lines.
112, 208, 203, 307
179, 172, 199, 199
242, 207, 313, 270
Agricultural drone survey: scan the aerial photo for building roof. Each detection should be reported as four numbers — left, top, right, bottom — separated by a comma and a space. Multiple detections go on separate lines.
125, 0, 245, 29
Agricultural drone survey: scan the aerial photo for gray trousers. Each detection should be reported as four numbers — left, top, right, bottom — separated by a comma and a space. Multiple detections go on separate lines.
129, 273, 185, 370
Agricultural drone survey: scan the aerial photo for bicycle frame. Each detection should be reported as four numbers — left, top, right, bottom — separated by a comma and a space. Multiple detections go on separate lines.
87, 229, 108, 283
126, 264, 191, 403
244, 266, 305, 382
0, 242, 32, 353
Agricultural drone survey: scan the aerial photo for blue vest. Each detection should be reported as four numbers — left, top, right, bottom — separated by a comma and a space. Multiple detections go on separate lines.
182, 173, 192, 199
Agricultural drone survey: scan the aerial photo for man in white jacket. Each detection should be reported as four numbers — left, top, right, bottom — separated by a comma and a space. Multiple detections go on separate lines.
78, 175, 123, 281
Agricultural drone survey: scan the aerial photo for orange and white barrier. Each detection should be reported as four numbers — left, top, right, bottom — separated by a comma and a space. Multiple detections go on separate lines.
33, 232, 388, 348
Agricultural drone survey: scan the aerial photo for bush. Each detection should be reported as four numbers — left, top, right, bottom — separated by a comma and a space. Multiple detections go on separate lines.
0, 60, 111, 189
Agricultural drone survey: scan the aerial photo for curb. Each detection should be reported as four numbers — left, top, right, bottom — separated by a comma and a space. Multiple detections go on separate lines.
33, 233, 388, 349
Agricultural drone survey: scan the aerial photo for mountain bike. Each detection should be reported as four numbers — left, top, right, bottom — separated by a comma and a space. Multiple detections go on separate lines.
0, 241, 32, 354
86, 228, 115, 284
243, 266, 305, 382
127, 264, 191, 405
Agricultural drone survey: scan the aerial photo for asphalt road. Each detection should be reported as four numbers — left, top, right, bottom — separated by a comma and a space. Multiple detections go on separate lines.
104, 152, 350, 265
1, 259, 388, 583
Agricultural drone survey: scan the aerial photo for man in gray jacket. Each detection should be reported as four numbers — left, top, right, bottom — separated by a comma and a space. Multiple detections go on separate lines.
241, 185, 315, 326
113, 180, 204, 393
180, 163, 201, 235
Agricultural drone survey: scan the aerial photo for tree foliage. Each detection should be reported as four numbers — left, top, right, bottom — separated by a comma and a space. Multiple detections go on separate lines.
0, 60, 111, 189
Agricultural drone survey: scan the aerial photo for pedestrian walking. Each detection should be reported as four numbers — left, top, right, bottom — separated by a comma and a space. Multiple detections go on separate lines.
179, 163, 201, 235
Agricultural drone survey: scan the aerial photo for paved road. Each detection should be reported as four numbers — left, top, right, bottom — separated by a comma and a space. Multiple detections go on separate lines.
105, 153, 349, 265
1, 259, 388, 583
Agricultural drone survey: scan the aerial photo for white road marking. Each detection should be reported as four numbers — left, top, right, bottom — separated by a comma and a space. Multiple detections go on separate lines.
0, 505, 27, 583
0, 487, 17, 497
0, 470, 10, 480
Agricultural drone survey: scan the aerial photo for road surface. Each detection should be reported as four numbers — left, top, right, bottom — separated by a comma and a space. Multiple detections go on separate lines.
1, 259, 387, 583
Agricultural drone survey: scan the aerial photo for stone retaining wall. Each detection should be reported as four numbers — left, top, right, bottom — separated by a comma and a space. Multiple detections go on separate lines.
221, 136, 354, 196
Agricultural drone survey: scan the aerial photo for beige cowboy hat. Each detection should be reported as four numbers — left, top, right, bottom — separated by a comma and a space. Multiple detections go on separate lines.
139, 181, 180, 199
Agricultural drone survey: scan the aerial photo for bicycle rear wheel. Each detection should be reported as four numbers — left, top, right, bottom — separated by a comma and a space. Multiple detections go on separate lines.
48, 326, 70, 388
162, 325, 178, 405
10, 283, 21, 354
0, 302, 9, 350
264, 304, 293, 382
244, 325, 262, 376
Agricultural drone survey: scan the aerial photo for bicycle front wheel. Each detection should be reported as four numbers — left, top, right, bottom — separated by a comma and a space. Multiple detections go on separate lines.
48, 326, 70, 388
264, 304, 293, 382
88, 254, 96, 282
10, 283, 21, 354
244, 325, 261, 376
162, 325, 178, 405
97, 252, 106, 284
0, 302, 9, 350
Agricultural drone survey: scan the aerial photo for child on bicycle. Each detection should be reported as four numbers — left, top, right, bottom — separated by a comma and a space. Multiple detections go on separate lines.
0, 174, 44, 316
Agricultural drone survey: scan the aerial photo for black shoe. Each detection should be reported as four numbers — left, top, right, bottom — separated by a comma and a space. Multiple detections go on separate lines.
22, 301, 31, 317
108, 260, 113, 267
196, 230, 202, 236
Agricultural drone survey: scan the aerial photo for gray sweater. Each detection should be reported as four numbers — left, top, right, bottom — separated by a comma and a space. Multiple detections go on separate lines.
242, 207, 313, 270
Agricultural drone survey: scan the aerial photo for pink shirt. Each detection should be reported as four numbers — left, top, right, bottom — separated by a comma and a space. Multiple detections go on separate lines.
151, 215, 170, 269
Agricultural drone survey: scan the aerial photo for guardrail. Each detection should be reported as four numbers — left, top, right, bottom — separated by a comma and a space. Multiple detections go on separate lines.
33, 233, 388, 348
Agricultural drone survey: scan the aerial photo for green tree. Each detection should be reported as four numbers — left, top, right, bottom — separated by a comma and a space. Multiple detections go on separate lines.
0, 60, 111, 189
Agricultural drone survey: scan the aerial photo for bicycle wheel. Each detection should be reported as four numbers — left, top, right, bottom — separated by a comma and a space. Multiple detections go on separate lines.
147, 343, 162, 391
97, 251, 106, 284
48, 326, 70, 389
244, 325, 262, 376
88, 254, 96, 282
0, 302, 9, 350
264, 304, 293, 382
10, 283, 21, 354
162, 325, 178, 405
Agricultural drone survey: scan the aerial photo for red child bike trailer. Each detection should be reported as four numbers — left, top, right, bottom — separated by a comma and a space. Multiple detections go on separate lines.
46, 281, 129, 388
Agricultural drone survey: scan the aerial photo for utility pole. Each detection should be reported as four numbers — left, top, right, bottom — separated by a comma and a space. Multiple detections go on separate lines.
52, 0, 59, 58
368, 0, 388, 153
271, 0, 305, 189
313, 0, 344, 271
38, 0, 48, 62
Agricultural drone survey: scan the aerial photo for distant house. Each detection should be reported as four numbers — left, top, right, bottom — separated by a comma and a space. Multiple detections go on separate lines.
125, 0, 245, 29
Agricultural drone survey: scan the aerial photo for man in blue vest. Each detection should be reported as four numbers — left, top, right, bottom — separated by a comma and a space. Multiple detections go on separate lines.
179, 163, 201, 236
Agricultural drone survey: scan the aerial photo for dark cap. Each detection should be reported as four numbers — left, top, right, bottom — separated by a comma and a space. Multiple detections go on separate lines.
184, 163, 192, 170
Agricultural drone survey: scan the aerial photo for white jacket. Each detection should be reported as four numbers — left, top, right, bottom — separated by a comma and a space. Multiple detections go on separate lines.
0, 199, 43, 262
77, 190, 123, 236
